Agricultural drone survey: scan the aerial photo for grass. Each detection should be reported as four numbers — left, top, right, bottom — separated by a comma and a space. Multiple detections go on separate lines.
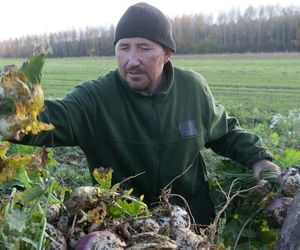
0, 53, 300, 113
1, 53, 299, 113
172, 53, 300, 112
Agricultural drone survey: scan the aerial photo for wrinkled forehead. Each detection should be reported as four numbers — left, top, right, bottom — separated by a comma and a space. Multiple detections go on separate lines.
117, 37, 158, 45
116, 37, 165, 51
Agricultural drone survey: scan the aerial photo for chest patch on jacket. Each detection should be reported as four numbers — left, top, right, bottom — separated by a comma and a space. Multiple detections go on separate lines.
179, 120, 197, 138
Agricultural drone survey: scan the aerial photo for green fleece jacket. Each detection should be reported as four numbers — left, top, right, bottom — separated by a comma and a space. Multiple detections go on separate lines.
20, 61, 272, 225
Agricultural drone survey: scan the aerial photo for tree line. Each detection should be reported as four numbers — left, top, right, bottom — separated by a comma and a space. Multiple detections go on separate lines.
1, 4, 300, 57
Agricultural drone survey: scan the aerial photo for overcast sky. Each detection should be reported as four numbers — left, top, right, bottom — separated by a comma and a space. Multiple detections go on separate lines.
1, 0, 299, 40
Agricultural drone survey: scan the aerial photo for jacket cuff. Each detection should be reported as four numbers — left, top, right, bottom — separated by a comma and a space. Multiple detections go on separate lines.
245, 149, 274, 167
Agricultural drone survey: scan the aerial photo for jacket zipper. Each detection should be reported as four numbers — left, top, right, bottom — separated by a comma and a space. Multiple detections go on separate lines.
150, 97, 161, 196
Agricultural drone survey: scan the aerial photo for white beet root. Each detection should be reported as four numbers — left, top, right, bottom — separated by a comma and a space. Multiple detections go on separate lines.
155, 205, 191, 234
65, 186, 102, 213
265, 197, 293, 228
172, 226, 207, 250
126, 232, 178, 249
0, 115, 23, 140
130, 218, 160, 234
46, 204, 61, 223
57, 214, 72, 234
67, 227, 87, 249
277, 166, 300, 193
45, 223, 67, 250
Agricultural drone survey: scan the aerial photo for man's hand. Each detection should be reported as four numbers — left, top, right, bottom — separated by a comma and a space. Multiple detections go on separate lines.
251, 159, 281, 182
252, 160, 281, 194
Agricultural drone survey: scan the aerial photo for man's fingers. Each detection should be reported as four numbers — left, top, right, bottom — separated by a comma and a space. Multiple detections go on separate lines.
252, 166, 262, 181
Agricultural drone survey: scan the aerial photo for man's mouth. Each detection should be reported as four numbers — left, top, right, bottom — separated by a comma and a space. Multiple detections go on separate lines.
127, 70, 145, 78
128, 69, 143, 74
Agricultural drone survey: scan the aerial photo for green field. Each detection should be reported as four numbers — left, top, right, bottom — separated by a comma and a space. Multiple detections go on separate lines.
1, 53, 299, 113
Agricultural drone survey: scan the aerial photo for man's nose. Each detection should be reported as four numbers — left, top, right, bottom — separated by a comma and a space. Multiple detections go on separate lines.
128, 52, 140, 66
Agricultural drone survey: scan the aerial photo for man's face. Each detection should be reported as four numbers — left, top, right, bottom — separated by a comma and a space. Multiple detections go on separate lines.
115, 37, 172, 93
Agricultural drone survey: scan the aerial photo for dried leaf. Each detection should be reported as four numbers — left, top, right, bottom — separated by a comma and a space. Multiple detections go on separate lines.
93, 167, 113, 189
87, 201, 107, 223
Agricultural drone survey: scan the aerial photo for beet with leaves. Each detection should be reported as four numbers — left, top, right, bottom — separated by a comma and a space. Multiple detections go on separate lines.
0, 44, 54, 140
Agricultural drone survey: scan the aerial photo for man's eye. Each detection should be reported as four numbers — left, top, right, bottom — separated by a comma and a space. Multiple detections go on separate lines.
141, 47, 152, 51
119, 46, 129, 51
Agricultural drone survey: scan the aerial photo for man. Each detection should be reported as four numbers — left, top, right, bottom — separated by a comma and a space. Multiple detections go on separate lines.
6, 2, 280, 225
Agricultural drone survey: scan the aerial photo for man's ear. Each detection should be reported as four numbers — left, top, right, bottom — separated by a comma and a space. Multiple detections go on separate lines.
163, 49, 173, 63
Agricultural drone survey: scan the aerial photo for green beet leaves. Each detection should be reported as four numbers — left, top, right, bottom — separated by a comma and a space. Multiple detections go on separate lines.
20, 44, 52, 86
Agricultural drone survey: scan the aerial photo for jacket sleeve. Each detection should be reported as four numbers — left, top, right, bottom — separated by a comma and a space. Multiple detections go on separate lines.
202, 83, 273, 167
14, 81, 98, 149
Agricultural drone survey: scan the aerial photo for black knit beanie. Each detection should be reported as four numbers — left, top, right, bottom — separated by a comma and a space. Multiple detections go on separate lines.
113, 2, 176, 51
